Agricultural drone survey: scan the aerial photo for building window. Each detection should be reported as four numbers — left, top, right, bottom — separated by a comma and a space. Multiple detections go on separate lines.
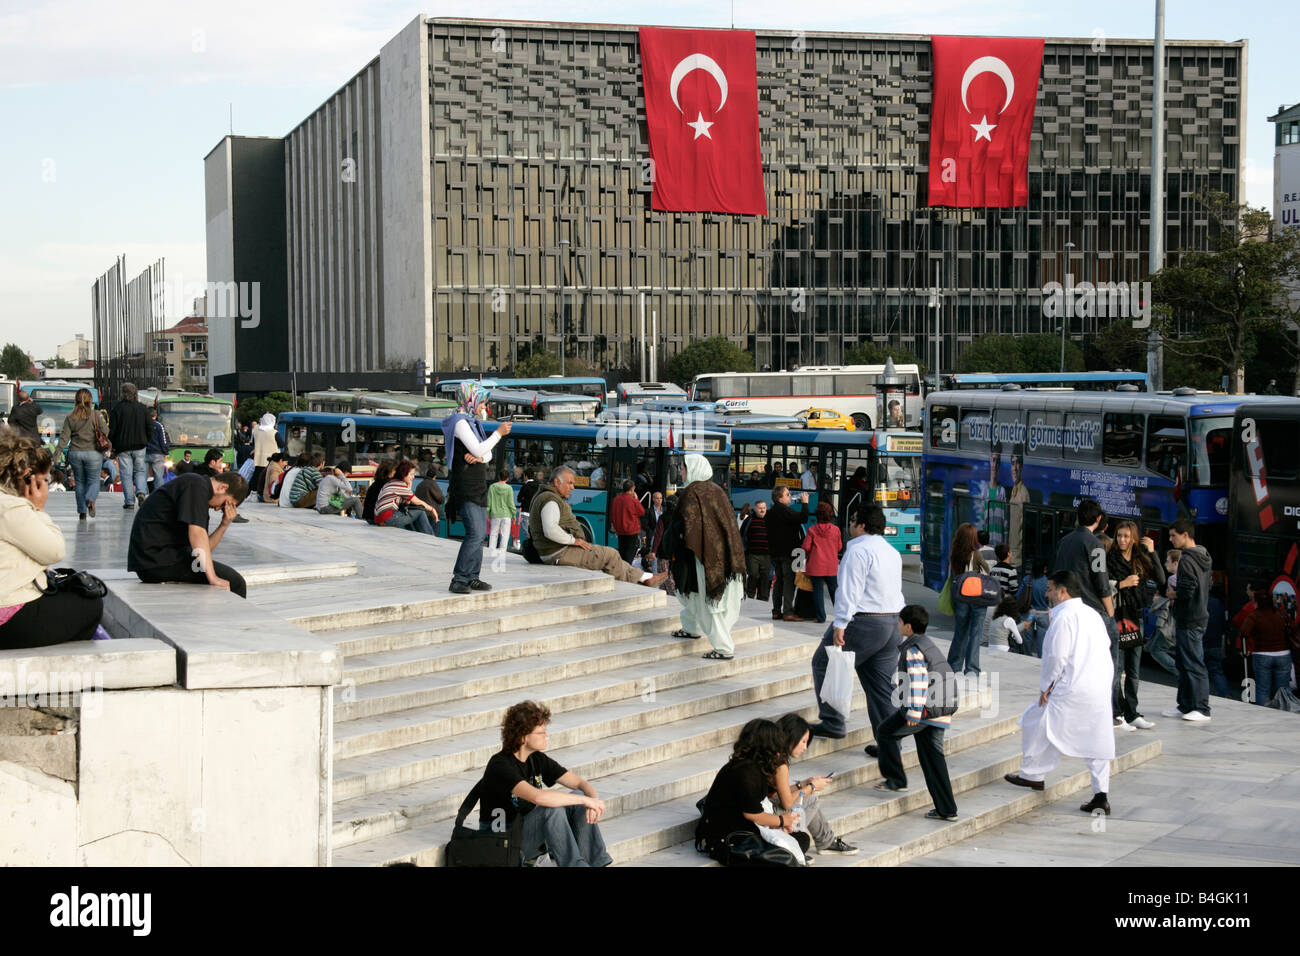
165, 365, 174, 378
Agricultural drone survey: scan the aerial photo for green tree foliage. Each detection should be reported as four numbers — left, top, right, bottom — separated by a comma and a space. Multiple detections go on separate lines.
664, 336, 754, 386
1, 344, 32, 381
236, 391, 305, 426
514, 350, 562, 378
1152, 191, 1300, 393
842, 341, 928, 376
955, 334, 1083, 374
1085, 319, 1218, 390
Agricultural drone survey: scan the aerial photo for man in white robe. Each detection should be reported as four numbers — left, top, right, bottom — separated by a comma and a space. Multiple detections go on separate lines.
1005, 570, 1117, 814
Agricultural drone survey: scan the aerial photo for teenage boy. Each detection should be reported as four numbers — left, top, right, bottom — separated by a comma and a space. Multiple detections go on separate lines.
872, 605, 959, 821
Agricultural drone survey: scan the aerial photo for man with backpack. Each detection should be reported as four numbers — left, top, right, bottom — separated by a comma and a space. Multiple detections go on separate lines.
872, 605, 959, 821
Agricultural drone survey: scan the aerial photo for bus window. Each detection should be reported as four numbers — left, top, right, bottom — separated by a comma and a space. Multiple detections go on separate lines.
712, 378, 747, 399
1257, 418, 1300, 481
1103, 413, 1143, 468
930, 404, 958, 449
1146, 416, 1186, 482
1062, 412, 1102, 463
1189, 416, 1233, 487
749, 375, 790, 397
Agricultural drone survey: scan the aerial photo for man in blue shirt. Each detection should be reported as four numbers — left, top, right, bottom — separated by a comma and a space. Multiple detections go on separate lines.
808, 505, 904, 739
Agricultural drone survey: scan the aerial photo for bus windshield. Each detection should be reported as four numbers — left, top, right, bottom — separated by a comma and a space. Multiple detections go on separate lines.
877, 454, 921, 508
160, 404, 232, 447
1190, 416, 1233, 487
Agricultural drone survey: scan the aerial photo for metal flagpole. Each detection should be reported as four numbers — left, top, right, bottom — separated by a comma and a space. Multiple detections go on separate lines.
1147, 0, 1167, 390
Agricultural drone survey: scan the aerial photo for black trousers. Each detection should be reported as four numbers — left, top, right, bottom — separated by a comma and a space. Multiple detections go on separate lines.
772, 557, 796, 616
810, 614, 901, 734
0, 591, 103, 649
745, 552, 772, 600
876, 708, 958, 818
137, 560, 248, 599
617, 534, 641, 563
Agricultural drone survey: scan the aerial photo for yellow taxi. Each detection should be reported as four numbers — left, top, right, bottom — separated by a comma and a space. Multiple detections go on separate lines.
795, 408, 857, 430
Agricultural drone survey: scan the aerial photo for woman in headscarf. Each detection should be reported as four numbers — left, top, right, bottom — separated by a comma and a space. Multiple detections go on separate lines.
661, 454, 745, 661
251, 412, 279, 501
441, 381, 512, 594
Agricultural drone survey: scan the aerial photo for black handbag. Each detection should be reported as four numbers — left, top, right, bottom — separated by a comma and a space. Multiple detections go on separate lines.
38, 568, 108, 599
720, 831, 800, 867
444, 782, 524, 867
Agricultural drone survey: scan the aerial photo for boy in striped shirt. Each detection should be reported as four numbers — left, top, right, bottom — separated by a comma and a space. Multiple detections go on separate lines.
872, 605, 959, 821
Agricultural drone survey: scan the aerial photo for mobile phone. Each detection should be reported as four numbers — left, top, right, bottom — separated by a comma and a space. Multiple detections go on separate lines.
824, 771, 836, 779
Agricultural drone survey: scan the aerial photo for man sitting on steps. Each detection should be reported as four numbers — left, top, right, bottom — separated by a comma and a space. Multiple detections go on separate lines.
529, 466, 667, 588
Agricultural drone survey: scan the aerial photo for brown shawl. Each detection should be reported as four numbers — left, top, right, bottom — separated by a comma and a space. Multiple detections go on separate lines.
678, 479, 746, 601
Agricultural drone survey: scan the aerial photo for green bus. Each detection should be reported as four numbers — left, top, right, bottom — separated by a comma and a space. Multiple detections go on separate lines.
138, 389, 237, 465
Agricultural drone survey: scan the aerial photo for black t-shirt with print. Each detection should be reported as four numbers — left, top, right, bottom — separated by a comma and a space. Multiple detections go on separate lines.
478, 749, 568, 827
699, 758, 769, 846
127, 473, 213, 572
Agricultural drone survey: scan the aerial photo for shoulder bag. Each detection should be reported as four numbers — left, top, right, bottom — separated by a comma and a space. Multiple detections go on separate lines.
443, 781, 524, 867
38, 568, 108, 599
954, 571, 1003, 608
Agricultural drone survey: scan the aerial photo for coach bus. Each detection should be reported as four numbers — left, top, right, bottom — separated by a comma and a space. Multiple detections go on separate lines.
435, 376, 607, 405
21, 380, 100, 447
689, 364, 924, 432
942, 371, 1151, 391
138, 389, 237, 465
487, 389, 601, 423
275, 412, 729, 546
614, 381, 687, 406
920, 388, 1300, 592
1228, 401, 1300, 622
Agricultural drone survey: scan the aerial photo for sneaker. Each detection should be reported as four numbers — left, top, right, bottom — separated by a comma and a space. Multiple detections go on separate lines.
1160, 708, 1185, 718
822, 837, 858, 854
1182, 710, 1211, 722
1114, 718, 1136, 732
874, 780, 908, 793
448, 581, 471, 594
79, 513, 87, 522
864, 744, 879, 758
137, 493, 146, 507
468, 579, 492, 591
123, 503, 134, 510
807, 722, 845, 740
1131, 716, 1155, 730
232, 515, 249, 524
87, 501, 95, 518
925, 809, 959, 822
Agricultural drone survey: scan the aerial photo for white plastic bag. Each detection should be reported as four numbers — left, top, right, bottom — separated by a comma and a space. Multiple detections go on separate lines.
757, 797, 806, 865
819, 645, 856, 719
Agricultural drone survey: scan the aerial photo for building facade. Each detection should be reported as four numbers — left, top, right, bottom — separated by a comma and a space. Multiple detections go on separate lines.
1271, 102, 1300, 230
57, 334, 92, 367
209, 16, 1247, 384
149, 315, 209, 390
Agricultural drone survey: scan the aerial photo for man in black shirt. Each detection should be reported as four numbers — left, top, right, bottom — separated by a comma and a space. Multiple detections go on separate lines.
477, 700, 610, 866
766, 485, 810, 621
127, 471, 250, 597
8, 389, 43, 442
173, 450, 196, 474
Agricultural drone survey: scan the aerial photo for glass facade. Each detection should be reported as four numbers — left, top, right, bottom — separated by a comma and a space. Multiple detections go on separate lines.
425, 22, 1243, 375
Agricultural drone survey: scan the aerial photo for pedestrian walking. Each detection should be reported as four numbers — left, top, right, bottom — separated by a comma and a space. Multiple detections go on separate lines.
1106, 520, 1161, 731
442, 382, 511, 593
144, 408, 171, 493
801, 501, 841, 624
487, 469, 516, 554
53, 387, 108, 521
610, 479, 645, 563
767, 485, 810, 621
946, 522, 991, 676
107, 382, 152, 510
740, 499, 771, 601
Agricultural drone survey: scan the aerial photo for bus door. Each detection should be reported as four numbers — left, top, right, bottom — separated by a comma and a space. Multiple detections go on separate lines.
818, 446, 848, 529
1020, 506, 1065, 578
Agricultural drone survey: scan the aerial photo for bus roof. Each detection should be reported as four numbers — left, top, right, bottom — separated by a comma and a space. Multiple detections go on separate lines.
927, 390, 1300, 418
944, 371, 1150, 389
693, 365, 920, 380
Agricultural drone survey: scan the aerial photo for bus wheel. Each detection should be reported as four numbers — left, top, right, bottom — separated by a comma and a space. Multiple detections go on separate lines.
578, 517, 595, 545
851, 413, 871, 432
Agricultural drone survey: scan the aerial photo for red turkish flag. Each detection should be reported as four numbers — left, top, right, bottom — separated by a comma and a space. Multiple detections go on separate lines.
927, 35, 1043, 208
639, 27, 766, 216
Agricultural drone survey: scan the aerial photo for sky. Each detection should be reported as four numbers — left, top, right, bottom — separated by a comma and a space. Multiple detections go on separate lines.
0, 0, 1289, 361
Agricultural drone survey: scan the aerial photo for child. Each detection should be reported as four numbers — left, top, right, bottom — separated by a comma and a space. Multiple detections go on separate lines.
991, 543, 1019, 598
872, 606, 959, 821
1019, 561, 1050, 657
631, 545, 655, 573
985, 597, 1027, 653
486, 469, 516, 554
1164, 548, 1181, 595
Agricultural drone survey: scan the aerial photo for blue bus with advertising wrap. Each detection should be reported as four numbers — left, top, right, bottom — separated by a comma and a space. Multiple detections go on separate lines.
921, 389, 1300, 591
275, 412, 729, 546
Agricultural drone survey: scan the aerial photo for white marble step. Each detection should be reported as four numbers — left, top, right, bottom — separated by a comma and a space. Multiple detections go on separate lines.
334, 622, 778, 757
323, 589, 667, 658
628, 733, 1162, 867
240, 561, 358, 586
332, 684, 992, 851
333, 630, 805, 802
338, 606, 687, 687
331, 691, 1006, 866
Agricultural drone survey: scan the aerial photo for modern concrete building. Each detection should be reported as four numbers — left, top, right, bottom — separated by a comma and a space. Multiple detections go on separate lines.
56, 334, 92, 367
1270, 102, 1300, 230
207, 15, 1247, 385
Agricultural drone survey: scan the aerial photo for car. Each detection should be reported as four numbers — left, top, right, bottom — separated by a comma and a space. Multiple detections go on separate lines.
794, 407, 857, 430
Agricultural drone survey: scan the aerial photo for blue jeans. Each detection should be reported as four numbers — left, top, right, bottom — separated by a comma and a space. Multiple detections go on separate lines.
146, 453, 168, 490
1025, 610, 1049, 657
1252, 654, 1293, 707
67, 449, 102, 514
947, 602, 987, 676
1204, 643, 1230, 699
519, 803, 612, 867
116, 449, 148, 503
1174, 626, 1210, 716
452, 500, 487, 586
811, 576, 837, 623
388, 509, 435, 535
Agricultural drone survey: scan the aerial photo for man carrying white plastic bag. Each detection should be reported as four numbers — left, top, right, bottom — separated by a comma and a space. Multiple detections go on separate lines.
808, 505, 905, 740
819, 646, 856, 719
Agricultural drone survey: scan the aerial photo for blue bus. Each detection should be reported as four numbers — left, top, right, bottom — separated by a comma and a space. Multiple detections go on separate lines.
942, 371, 1151, 391
599, 399, 808, 430
275, 412, 730, 546
872, 431, 923, 555
435, 376, 607, 406
23, 380, 100, 447
921, 388, 1300, 591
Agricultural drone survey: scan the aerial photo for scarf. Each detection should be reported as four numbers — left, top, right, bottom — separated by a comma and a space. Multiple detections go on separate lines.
677, 454, 745, 601
257, 413, 276, 431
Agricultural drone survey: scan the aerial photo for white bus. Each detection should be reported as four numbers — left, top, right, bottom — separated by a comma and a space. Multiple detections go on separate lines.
614, 381, 687, 406
689, 365, 924, 431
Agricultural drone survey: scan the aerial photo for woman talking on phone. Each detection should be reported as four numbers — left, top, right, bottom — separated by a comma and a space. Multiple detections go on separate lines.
0, 429, 104, 649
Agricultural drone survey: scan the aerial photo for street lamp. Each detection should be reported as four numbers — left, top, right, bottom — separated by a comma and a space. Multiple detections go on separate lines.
558, 238, 570, 377
1061, 241, 1076, 372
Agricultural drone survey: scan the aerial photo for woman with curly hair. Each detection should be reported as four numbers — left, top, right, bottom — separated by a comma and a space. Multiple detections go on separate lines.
0, 429, 104, 649
695, 718, 811, 864
476, 700, 611, 867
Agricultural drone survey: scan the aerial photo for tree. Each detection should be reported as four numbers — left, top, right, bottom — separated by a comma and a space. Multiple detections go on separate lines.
955, 333, 1083, 374
236, 391, 305, 426
1, 343, 31, 381
1085, 319, 1218, 390
514, 350, 562, 377
842, 341, 928, 377
1152, 191, 1300, 393
955, 335, 1022, 373
663, 336, 754, 386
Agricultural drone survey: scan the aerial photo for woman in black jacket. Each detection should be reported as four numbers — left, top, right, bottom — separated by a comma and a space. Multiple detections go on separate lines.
1106, 520, 1163, 731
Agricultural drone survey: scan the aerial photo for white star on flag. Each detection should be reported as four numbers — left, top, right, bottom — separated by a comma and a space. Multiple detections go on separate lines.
970, 114, 996, 142
687, 111, 715, 139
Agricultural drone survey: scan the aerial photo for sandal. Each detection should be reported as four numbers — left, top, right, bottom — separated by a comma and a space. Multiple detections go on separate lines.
671, 629, 701, 640
701, 650, 734, 660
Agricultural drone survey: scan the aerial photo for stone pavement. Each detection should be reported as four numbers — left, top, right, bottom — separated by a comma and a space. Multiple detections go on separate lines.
50, 488, 1299, 866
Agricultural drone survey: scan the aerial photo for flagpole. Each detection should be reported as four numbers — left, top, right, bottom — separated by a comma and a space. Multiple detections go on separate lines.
1147, 0, 1166, 391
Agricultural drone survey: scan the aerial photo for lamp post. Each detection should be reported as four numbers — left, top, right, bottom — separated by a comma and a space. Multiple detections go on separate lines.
558, 238, 570, 377
1061, 240, 1076, 372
